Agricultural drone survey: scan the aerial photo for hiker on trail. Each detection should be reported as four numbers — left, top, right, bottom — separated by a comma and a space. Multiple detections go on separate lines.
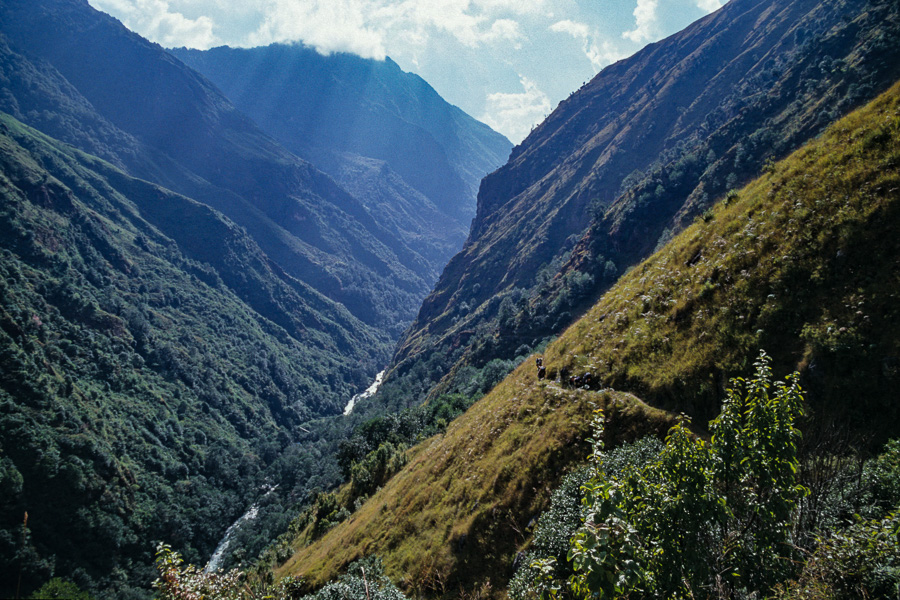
536, 356, 546, 380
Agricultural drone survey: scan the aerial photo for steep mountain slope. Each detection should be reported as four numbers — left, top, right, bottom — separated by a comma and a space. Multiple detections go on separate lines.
384, 0, 900, 406
170, 44, 511, 267
0, 0, 439, 334
276, 76, 900, 596
0, 112, 388, 597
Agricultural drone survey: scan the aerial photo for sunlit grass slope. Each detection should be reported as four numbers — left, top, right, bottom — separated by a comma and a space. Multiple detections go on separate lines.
278, 380, 673, 594
278, 79, 900, 594
547, 78, 900, 432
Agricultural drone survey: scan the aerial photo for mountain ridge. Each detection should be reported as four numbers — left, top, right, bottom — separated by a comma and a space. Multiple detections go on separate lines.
169, 43, 512, 276
381, 0, 900, 409
0, 0, 458, 335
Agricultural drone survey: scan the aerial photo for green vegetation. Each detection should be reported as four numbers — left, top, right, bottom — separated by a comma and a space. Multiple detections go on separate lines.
775, 509, 900, 599
540, 76, 900, 436
298, 557, 408, 600
27, 578, 96, 600
3, 0, 900, 597
153, 544, 406, 600
270, 77, 900, 596
521, 353, 805, 598
507, 439, 662, 600
0, 112, 387, 598
514, 354, 900, 600
152, 543, 304, 600
277, 374, 675, 593
139, 353, 900, 600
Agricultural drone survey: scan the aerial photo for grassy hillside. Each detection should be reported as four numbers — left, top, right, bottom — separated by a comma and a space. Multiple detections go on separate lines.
275, 77, 900, 595
0, 112, 386, 598
384, 0, 900, 409
277, 385, 674, 594
546, 76, 900, 434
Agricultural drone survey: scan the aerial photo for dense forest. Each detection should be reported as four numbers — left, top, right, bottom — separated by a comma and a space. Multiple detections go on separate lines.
0, 112, 388, 596
0, 0, 509, 594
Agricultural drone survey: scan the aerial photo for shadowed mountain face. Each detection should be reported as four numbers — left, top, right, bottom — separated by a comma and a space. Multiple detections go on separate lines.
0, 0, 466, 336
170, 44, 511, 221
383, 0, 900, 406
0, 112, 387, 597
170, 44, 512, 273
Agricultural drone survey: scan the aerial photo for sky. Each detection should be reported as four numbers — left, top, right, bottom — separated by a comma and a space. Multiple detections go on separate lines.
87, 0, 726, 143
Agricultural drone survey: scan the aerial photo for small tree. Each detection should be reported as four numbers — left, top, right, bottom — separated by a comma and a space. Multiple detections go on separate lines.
563, 351, 805, 599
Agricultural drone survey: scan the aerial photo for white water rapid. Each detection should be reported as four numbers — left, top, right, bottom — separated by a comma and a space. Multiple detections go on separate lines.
343, 370, 385, 416
205, 485, 277, 573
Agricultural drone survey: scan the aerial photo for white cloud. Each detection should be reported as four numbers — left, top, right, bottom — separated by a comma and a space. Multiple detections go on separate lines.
550, 20, 624, 72
480, 75, 551, 143
91, 0, 218, 48
585, 40, 626, 70
487, 18, 525, 48
475, 0, 550, 15
622, 0, 659, 43
550, 19, 589, 39
247, 0, 387, 58
241, 0, 527, 57
695, 0, 725, 12
375, 0, 527, 49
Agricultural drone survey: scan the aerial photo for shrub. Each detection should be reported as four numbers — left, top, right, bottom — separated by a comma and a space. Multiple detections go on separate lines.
350, 442, 408, 498
28, 578, 95, 600
773, 510, 900, 600
301, 556, 407, 600
509, 437, 663, 600
524, 351, 806, 599
152, 542, 303, 600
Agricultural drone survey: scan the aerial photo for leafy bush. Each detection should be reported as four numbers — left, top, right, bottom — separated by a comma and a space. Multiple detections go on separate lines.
300, 556, 407, 600
152, 543, 303, 600
522, 351, 806, 599
350, 442, 408, 497
28, 578, 95, 600
774, 511, 900, 600
509, 437, 663, 600
860, 439, 900, 518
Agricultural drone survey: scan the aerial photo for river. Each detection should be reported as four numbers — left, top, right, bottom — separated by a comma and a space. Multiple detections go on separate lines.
205, 485, 277, 573
343, 370, 385, 415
